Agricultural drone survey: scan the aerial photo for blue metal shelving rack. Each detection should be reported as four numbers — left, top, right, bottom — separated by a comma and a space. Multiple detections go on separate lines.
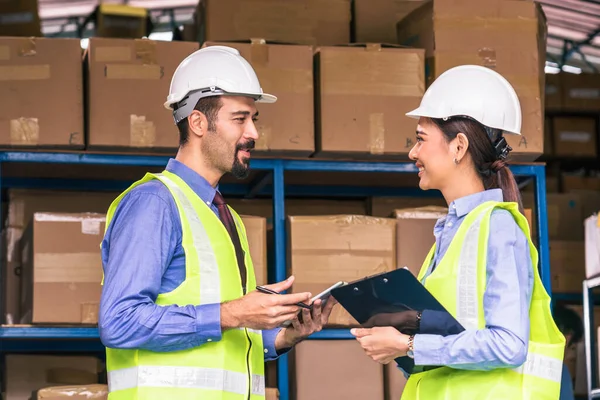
0, 151, 552, 400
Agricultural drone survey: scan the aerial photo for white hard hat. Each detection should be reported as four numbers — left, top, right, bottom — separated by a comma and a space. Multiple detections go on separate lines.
164, 46, 277, 124
406, 65, 522, 135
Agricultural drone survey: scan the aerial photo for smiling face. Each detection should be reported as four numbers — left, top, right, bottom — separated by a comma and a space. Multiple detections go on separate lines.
408, 117, 458, 191
197, 96, 260, 179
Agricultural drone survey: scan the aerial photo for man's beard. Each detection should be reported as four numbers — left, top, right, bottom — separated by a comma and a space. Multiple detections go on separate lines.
230, 139, 255, 179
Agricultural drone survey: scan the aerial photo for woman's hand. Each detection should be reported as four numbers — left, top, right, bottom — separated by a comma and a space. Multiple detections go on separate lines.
351, 326, 411, 364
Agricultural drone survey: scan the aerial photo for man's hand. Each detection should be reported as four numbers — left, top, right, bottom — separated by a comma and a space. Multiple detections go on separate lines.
220, 276, 311, 331
274, 296, 337, 350
351, 326, 410, 364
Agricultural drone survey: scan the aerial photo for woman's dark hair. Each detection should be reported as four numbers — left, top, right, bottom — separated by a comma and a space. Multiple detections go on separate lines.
430, 117, 524, 213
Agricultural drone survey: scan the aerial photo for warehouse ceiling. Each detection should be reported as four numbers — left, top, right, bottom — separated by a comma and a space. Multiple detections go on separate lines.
38, 0, 600, 73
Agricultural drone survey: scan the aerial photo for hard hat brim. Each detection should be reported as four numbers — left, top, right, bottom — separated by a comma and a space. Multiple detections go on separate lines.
405, 107, 522, 135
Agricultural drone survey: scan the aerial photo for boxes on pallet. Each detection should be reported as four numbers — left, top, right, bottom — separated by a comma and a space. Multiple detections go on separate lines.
287, 214, 396, 327
552, 117, 597, 158
5, 355, 102, 400
396, 0, 547, 161
203, 40, 315, 156
315, 44, 425, 158
197, 0, 351, 46
85, 38, 198, 151
291, 340, 384, 400
0, 37, 84, 148
19, 212, 106, 324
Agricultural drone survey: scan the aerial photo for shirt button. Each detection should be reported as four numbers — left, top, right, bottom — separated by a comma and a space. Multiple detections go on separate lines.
452, 204, 456, 209
447, 222, 453, 228
206, 201, 211, 206
264, 348, 269, 354
207, 339, 212, 342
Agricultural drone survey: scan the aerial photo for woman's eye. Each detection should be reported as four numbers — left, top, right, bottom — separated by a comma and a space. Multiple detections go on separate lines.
416, 136, 423, 142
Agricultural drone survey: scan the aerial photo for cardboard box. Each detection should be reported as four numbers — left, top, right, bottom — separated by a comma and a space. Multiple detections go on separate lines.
385, 363, 408, 400
394, 206, 447, 276
562, 73, 600, 111
545, 73, 562, 110
265, 388, 279, 400
563, 175, 600, 192
203, 41, 314, 155
0, 37, 84, 148
292, 340, 384, 400
2, 189, 118, 324
0, 0, 41, 37
86, 38, 199, 150
523, 192, 584, 241
397, 0, 547, 161
315, 45, 425, 157
353, 0, 426, 44
241, 215, 268, 286
34, 384, 108, 400
5, 355, 101, 400
550, 241, 586, 293
95, 4, 148, 39
585, 214, 600, 279
552, 117, 597, 158
198, 0, 351, 46
288, 215, 396, 327
369, 196, 447, 217
20, 213, 106, 324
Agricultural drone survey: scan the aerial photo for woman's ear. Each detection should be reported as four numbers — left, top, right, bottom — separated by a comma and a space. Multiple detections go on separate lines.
454, 132, 470, 163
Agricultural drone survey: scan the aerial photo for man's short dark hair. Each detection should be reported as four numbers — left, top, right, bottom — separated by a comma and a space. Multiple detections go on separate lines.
176, 96, 223, 146
553, 303, 584, 346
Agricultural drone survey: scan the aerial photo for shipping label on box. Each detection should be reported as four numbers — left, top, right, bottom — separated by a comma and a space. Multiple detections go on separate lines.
86, 38, 198, 150
316, 45, 425, 157
288, 214, 396, 326
20, 213, 106, 324
0, 37, 84, 148
203, 40, 314, 155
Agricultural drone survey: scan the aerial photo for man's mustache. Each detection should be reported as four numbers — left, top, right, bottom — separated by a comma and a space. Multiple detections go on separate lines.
236, 140, 255, 151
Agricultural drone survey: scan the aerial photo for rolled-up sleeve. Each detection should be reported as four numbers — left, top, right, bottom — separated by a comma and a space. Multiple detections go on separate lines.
413, 209, 533, 370
99, 190, 222, 352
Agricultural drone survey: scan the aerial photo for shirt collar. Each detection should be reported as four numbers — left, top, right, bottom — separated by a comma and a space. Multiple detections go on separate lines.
450, 188, 504, 218
165, 158, 218, 206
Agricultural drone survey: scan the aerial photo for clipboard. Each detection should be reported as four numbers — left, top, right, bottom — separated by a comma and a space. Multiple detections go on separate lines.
330, 268, 465, 374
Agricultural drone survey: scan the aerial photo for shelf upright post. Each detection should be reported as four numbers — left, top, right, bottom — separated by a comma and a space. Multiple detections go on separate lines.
272, 159, 290, 400
534, 164, 551, 297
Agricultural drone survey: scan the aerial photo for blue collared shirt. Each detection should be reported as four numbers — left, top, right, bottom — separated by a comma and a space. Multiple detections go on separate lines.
413, 189, 534, 370
98, 158, 282, 359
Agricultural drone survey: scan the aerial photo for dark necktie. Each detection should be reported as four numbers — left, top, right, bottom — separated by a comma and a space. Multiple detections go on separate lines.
213, 191, 247, 293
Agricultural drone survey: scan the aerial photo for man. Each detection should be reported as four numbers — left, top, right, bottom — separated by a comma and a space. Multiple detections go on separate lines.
99, 45, 335, 400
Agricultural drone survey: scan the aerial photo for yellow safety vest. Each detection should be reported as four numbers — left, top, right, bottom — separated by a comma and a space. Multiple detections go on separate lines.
102, 170, 266, 400
401, 201, 565, 400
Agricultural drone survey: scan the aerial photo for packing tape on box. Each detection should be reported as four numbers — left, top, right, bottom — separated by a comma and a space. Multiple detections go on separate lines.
37, 384, 109, 399
0, 65, 50, 80
250, 38, 269, 65
369, 113, 385, 154
130, 115, 156, 147
105, 64, 163, 79
34, 253, 103, 283
94, 46, 132, 62
0, 46, 10, 60
18, 37, 37, 57
434, 16, 539, 34
81, 302, 99, 324
135, 39, 157, 65
253, 67, 312, 94
366, 43, 382, 52
10, 117, 39, 145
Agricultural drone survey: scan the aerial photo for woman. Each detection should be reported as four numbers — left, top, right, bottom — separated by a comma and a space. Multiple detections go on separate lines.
351, 65, 565, 399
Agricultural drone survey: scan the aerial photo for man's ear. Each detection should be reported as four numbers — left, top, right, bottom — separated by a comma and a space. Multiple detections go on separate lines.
454, 132, 470, 163
188, 110, 207, 139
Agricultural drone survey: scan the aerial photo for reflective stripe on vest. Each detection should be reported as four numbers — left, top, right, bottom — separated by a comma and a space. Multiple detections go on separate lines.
155, 173, 221, 305
512, 352, 563, 384
108, 366, 265, 396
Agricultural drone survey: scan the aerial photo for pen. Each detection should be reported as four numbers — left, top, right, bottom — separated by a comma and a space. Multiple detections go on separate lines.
255, 286, 312, 309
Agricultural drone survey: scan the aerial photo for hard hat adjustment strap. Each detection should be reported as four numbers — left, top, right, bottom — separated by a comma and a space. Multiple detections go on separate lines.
493, 136, 512, 161
172, 87, 227, 124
